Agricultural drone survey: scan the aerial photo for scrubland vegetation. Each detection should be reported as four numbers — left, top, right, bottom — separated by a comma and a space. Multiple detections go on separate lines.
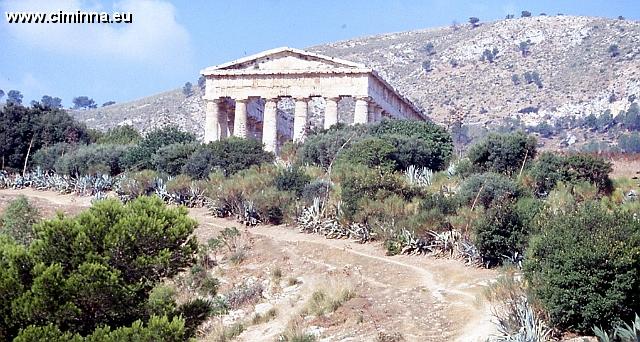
1, 101, 640, 341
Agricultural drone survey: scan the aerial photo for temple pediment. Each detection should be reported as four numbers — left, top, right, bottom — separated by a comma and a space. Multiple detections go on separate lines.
202, 47, 368, 74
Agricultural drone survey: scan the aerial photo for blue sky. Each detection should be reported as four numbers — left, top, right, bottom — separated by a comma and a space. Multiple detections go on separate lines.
1, 0, 639, 107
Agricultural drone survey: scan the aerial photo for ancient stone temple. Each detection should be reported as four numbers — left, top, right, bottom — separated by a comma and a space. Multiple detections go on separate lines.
200, 47, 425, 153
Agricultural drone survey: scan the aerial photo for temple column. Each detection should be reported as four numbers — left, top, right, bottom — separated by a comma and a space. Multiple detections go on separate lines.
368, 102, 378, 123
375, 106, 384, 122
218, 104, 228, 139
204, 99, 221, 143
233, 98, 248, 138
324, 96, 339, 129
293, 97, 309, 143
262, 98, 278, 153
353, 96, 370, 124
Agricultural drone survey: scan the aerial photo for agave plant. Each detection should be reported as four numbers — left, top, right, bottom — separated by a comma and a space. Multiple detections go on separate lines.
493, 296, 552, 342
427, 229, 482, 266
404, 165, 433, 187
238, 200, 260, 226
594, 314, 640, 342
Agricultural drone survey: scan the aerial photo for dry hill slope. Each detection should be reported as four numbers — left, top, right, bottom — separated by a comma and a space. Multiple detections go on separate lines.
72, 15, 640, 148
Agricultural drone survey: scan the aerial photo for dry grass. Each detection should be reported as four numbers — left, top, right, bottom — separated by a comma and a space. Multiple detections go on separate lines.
301, 283, 356, 317
251, 308, 278, 324
207, 321, 245, 342
278, 315, 317, 342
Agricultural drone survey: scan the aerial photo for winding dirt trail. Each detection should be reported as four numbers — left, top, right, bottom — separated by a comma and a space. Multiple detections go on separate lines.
0, 190, 498, 341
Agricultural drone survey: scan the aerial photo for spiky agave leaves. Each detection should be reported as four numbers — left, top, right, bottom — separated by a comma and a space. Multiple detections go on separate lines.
404, 165, 433, 187
427, 229, 482, 266
297, 197, 373, 243
494, 296, 552, 342
594, 314, 640, 342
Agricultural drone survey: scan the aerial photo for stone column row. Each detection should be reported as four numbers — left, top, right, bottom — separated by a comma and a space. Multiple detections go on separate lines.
205, 95, 385, 151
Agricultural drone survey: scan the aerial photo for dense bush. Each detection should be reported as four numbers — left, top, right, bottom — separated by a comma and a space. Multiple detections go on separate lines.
182, 137, 273, 179
31, 142, 76, 171
123, 126, 196, 171
301, 179, 332, 205
467, 132, 537, 175
117, 170, 160, 199
368, 119, 454, 171
338, 137, 397, 170
12, 315, 187, 341
0, 196, 40, 245
55, 144, 128, 175
336, 163, 409, 219
97, 125, 141, 145
529, 152, 613, 196
152, 143, 198, 176
298, 123, 367, 169
458, 172, 520, 208
524, 203, 640, 332
0, 197, 199, 340
473, 200, 527, 266
618, 132, 640, 153
0, 104, 92, 171
274, 167, 312, 198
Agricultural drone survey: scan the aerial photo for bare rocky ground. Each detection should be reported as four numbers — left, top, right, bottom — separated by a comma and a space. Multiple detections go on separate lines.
0, 189, 497, 341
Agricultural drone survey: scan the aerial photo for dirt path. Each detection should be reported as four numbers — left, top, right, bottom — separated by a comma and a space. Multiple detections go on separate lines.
0, 190, 498, 341
192, 208, 498, 341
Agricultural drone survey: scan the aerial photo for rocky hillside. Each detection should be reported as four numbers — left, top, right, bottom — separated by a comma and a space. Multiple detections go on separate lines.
72, 15, 640, 148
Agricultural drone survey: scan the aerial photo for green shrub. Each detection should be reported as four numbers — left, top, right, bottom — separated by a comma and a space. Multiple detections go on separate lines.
96, 125, 141, 145
146, 285, 177, 317
31, 142, 76, 171
336, 163, 408, 219
117, 170, 160, 198
123, 125, 195, 171
298, 123, 368, 168
338, 137, 397, 170
473, 200, 527, 266
466, 131, 537, 175
175, 299, 215, 338
274, 167, 312, 198
0, 195, 40, 245
529, 152, 613, 196
13, 315, 187, 341
152, 143, 198, 176
369, 119, 454, 171
55, 144, 128, 176
458, 172, 520, 208
182, 137, 274, 179
301, 179, 332, 205
524, 203, 640, 332
0, 197, 198, 340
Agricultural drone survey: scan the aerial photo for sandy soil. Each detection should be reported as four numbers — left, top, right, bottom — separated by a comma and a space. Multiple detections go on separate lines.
0, 189, 498, 341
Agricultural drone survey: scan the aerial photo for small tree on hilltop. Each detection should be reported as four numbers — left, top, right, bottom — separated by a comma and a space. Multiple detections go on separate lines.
521, 10, 532, 17
423, 42, 436, 56
0, 89, 5, 100
7, 90, 23, 105
182, 82, 194, 97
72, 96, 97, 109
608, 44, 620, 58
422, 60, 433, 73
519, 40, 531, 57
198, 76, 206, 91
469, 17, 480, 28
40, 95, 63, 109
102, 100, 116, 107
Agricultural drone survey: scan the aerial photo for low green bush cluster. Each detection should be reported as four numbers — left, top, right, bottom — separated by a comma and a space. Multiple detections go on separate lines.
529, 152, 613, 196
0, 197, 206, 340
55, 144, 128, 175
524, 202, 640, 332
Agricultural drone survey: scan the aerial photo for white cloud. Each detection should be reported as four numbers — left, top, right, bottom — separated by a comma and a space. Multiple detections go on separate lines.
1, 0, 193, 66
